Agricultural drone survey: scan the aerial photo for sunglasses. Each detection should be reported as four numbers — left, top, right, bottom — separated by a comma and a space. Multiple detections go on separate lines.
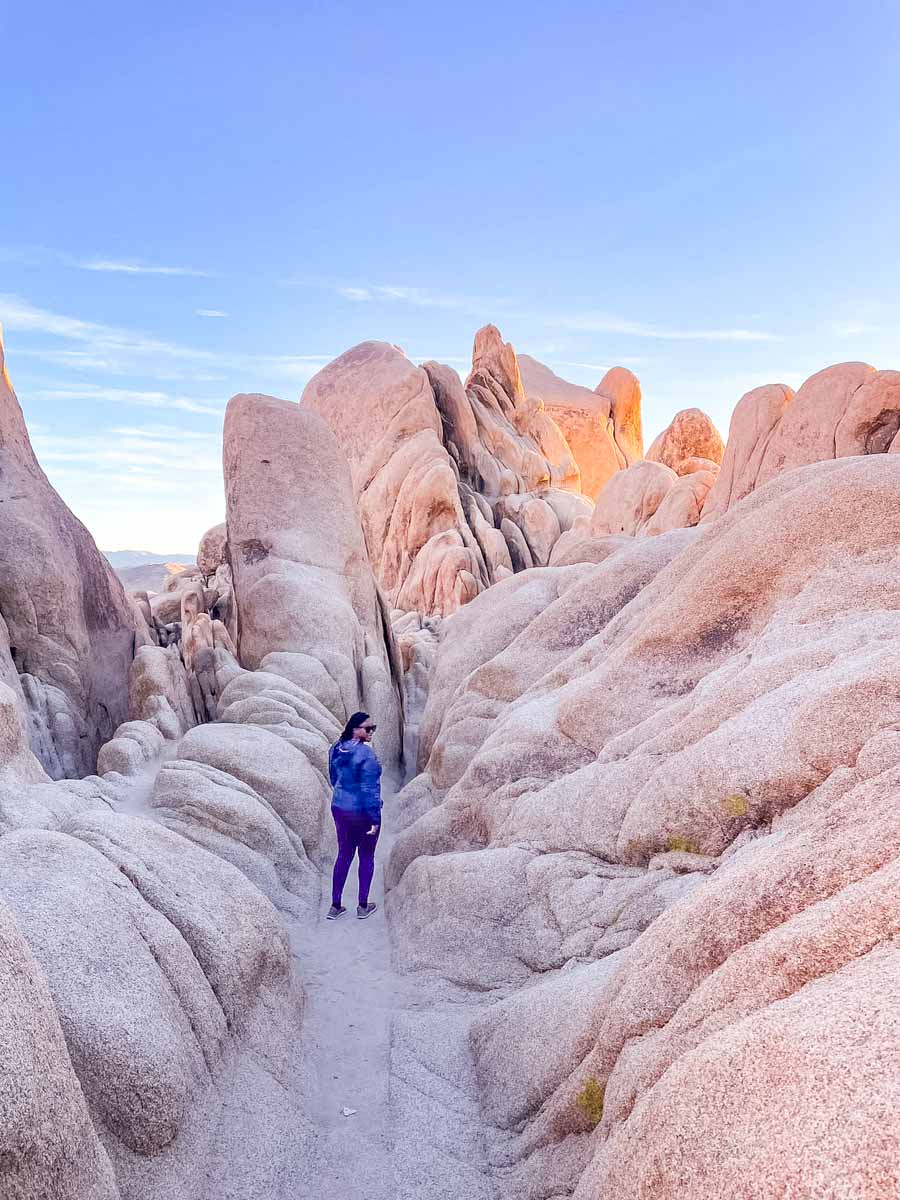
361, 724, 377, 733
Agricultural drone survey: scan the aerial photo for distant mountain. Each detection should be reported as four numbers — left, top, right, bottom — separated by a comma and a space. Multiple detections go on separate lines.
103, 549, 196, 570
113, 560, 196, 595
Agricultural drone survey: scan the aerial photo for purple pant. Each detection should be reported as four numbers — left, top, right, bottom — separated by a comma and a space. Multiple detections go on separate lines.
331, 808, 380, 907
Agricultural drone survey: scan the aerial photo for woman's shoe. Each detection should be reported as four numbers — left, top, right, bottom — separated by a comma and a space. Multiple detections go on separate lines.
357, 903, 378, 919
326, 905, 347, 920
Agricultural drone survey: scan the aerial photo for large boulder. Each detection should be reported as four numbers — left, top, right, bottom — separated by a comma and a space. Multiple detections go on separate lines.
646, 407, 725, 474
197, 522, 228, 578
302, 328, 589, 616
702, 363, 900, 522
0, 898, 120, 1199
0, 327, 136, 776
519, 354, 630, 501
223, 392, 403, 767
0, 812, 305, 1188
388, 453, 900, 1198
302, 342, 477, 615
595, 366, 644, 465
590, 460, 680, 536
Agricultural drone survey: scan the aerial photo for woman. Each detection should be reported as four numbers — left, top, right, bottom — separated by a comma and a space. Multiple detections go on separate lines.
327, 711, 382, 920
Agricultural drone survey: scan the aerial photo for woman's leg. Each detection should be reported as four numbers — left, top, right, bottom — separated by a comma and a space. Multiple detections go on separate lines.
356, 823, 381, 907
331, 809, 357, 907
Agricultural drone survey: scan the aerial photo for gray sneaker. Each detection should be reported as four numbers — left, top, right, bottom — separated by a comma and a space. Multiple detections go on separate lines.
357, 903, 378, 919
326, 905, 347, 920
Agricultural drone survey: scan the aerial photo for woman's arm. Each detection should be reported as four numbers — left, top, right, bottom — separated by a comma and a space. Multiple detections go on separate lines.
328, 744, 338, 787
359, 748, 382, 827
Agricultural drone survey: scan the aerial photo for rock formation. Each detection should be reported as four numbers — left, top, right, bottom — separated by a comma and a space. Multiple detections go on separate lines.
0, 326, 136, 778
702, 362, 900, 521
222, 392, 403, 768
519, 354, 643, 501
3, 314, 900, 1200
595, 365, 644, 464
0, 371, 405, 1199
388, 451, 900, 1198
646, 406, 725, 474
302, 327, 592, 615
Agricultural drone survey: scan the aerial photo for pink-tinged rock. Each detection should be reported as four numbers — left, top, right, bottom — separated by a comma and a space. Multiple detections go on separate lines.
388, 453, 900, 1198
641, 468, 717, 536
0, 898, 120, 1199
470, 323, 525, 405
700, 383, 794, 523
519, 354, 611, 415
303, 331, 587, 615
755, 362, 876, 488
680, 455, 721, 475
596, 366, 644, 464
459, 328, 581, 495
303, 342, 476, 616
703, 363, 900, 523
0, 327, 136, 777
222, 392, 403, 762
519, 355, 628, 500
834, 368, 900, 456
548, 405, 625, 500
591, 460, 678, 536
647, 407, 725, 474
197, 521, 227, 577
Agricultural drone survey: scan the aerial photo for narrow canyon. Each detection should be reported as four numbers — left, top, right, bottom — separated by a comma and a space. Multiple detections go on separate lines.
1, 322, 898, 1200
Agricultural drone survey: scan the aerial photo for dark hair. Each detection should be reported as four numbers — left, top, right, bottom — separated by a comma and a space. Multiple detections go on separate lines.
339, 711, 370, 743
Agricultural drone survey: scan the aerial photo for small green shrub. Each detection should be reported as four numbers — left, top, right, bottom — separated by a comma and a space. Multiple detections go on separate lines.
576, 1077, 605, 1126
666, 834, 701, 855
722, 793, 749, 818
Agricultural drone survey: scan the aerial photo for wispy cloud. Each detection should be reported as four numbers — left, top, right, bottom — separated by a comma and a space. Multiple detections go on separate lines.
325, 278, 779, 343
0, 293, 213, 358
28, 382, 226, 416
77, 258, 216, 277
830, 319, 878, 338
0, 294, 331, 385
195, 308, 228, 318
9, 346, 228, 381
544, 312, 779, 343
337, 282, 516, 312
337, 286, 374, 301
0, 245, 217, 278
32, 427, 222, 474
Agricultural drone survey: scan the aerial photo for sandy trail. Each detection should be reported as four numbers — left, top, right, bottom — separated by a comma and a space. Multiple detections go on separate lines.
292, 813, 399, 1200
290, 785, 495, 1200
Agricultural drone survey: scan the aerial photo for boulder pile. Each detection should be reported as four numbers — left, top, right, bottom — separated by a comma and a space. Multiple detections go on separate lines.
1, 313, 899, 1200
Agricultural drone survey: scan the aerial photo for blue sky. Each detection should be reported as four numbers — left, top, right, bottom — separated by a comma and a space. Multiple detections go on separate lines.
1, 0, 898, 551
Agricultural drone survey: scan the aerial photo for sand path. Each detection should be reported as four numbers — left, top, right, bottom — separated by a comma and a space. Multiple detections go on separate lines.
290, 788, 495, 1200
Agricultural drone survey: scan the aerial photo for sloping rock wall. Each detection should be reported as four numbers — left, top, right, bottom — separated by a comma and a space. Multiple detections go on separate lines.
0, 328, 137, 777
387, 453, 900, 1199
303, 328, 592, 615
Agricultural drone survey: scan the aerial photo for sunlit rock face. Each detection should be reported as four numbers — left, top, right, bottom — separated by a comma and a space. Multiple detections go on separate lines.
519, 354, 633, 501
222, 391, 403, 771
0, 326, 136, 778
302, 327, 592, 616
387, 451, 900, 1199
595, 365, 644, 465
646, 406, 725, 475
702, 362, 900, 521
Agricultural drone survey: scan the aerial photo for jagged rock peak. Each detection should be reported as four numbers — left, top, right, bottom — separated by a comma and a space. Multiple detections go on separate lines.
468, 324, 525, 405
